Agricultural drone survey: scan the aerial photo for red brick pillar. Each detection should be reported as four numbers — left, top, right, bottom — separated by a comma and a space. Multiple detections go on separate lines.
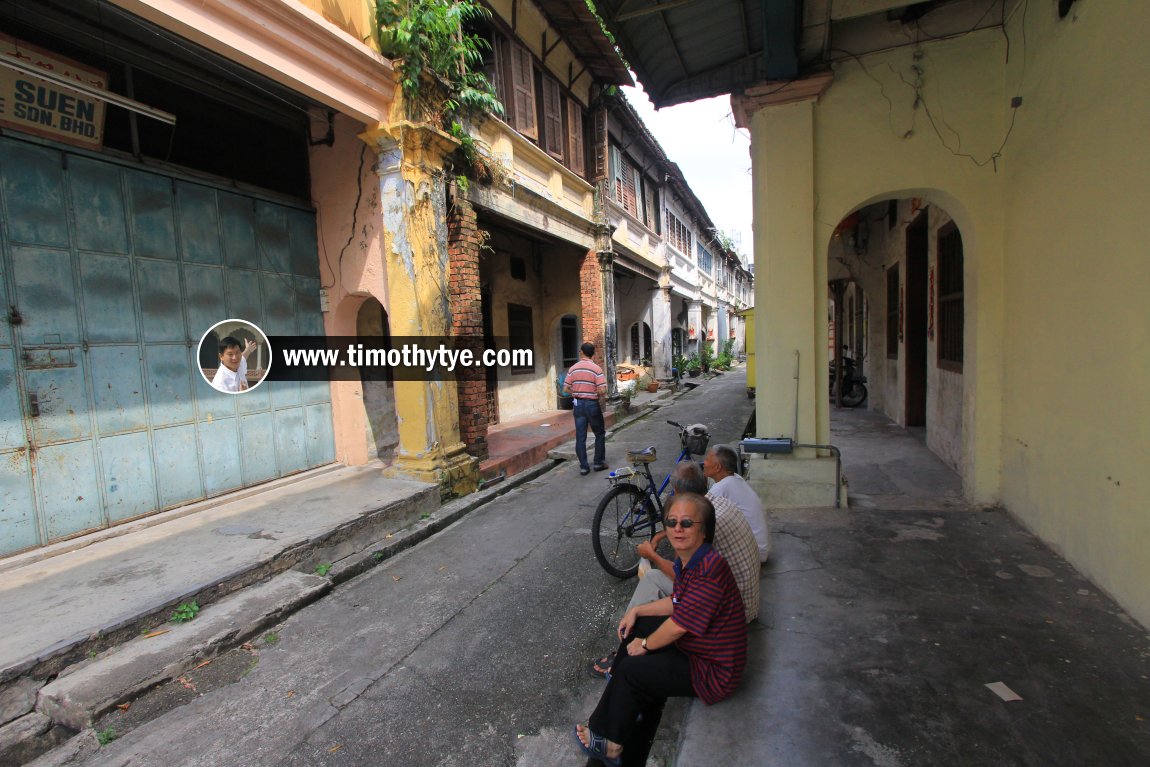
448, 199, 488, 460
579, 249, 605, 364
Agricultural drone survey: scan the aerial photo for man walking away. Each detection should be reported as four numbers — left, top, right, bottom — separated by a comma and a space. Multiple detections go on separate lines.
563, 342, 608, 476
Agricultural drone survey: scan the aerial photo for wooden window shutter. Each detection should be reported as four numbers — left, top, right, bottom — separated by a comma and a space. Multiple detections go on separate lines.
510, 42, 537, 138
621, 160, 637, 215
542, 76, 564, 158
610, 146, 623, 204
567, 99, 585, 176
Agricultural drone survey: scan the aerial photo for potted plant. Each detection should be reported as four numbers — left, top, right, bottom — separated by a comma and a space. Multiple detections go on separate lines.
685, 353, 702, 377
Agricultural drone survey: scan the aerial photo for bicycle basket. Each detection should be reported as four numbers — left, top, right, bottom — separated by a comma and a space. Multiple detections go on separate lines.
682, 424, 710, 456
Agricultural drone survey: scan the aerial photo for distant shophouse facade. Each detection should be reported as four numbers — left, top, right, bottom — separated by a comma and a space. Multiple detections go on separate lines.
0, 0, 747, 558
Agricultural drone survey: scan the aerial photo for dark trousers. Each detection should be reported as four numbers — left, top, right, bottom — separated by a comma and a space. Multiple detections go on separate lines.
573, 398, 606, 470
587, 616, 695, 766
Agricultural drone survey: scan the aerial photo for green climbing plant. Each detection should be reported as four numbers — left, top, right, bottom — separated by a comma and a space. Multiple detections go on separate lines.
372, 0, 504, 125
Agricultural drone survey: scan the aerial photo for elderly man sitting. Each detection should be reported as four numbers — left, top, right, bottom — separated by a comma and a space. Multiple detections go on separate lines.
589, 461, 760, 681
704, 444, 769, 563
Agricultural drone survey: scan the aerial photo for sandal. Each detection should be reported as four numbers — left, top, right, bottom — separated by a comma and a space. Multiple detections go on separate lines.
573, 724, 622, 767
587, 651, 615, 680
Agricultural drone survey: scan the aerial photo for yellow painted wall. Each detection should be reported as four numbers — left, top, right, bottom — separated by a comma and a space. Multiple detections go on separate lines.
804, 27, 1008, 501
996, 1, 1150, 626
298, 0, 374, 47
773, 2, 1149, 626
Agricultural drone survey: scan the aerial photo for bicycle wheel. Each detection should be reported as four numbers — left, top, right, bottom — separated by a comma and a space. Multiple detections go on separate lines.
592, 484, 657, 579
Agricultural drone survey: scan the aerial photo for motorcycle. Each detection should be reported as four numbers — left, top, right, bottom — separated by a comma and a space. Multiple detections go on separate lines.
829, 351, 868, 408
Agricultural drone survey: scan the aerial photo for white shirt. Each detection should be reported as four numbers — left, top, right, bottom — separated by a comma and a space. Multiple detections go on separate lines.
709, 473, 770, 562
211, 356, 248, 393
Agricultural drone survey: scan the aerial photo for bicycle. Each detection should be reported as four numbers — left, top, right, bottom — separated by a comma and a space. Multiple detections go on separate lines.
591, 420, 710, 578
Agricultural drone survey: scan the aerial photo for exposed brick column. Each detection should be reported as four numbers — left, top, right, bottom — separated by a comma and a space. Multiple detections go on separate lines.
579, 248, 604, 362
448, 198, 489, 460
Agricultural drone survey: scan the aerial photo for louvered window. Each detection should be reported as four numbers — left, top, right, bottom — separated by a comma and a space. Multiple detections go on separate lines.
567, 99, 585, 177
542, 75, 563, 159
509, 42, 537, 139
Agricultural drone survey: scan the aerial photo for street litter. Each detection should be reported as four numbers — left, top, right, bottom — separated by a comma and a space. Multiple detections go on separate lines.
985, 682, 1022, 701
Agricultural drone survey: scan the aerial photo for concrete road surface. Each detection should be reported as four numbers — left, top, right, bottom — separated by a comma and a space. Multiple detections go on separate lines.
62, 372, 753, 767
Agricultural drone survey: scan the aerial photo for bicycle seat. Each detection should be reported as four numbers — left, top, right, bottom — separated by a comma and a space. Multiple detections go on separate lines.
627, 446, 657, 464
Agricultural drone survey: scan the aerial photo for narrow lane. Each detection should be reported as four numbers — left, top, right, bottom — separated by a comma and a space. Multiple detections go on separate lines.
80, 370, 754, 767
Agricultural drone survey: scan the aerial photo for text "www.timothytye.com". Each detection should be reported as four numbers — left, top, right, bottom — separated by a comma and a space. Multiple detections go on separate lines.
281, 343, 532, 372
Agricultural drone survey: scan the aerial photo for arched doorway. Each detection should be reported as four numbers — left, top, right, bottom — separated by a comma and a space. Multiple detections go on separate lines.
828, 196, 967, 472
356, 298, 398, 462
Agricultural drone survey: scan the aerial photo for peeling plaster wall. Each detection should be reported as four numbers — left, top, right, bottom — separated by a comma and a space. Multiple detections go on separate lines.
310, 113, 387, 466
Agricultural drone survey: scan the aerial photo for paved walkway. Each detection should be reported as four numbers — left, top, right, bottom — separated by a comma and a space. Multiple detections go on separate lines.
4, 379, 1149, 766
679, 406, 1150, 766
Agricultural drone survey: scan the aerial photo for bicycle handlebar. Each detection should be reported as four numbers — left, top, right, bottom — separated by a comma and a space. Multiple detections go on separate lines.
666, 420, 683, 430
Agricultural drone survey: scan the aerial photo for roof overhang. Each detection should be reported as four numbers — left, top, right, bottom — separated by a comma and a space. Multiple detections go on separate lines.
592, 0, 1007, 108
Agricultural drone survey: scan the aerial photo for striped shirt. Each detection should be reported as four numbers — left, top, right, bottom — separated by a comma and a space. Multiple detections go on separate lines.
708, 494, 761, 623
671, 544, 748, 705
565, 359, 606, 399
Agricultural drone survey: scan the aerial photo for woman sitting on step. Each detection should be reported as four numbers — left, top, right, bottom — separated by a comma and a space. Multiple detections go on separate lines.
574, 493, 748, 767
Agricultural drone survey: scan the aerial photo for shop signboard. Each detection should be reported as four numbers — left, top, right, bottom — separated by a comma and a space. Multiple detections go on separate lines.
0, 35, 107, 148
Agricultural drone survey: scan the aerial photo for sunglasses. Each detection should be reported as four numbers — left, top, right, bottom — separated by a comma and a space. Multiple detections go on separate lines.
664, 517, 697, 530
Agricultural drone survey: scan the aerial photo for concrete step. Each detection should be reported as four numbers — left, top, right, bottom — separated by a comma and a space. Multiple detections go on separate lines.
38, 570, 331, 732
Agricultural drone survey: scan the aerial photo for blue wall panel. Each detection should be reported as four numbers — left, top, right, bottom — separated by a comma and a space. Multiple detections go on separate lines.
274, 407, 308, 475
145, 345, 195, 426
199, 417, 242, 495
177, 182, 222, 264
126, 169, 177, 259
11, 246, 80, 344
39, 441, 102, 539
137, 260, 185, 343
240, 411, 278, 485
81, 254, 137, 343
69, 157, 128, 254
0, 447, 38, 552
152, 424, 202, 508
90, 346, 147, 434
0, 138, 333, 555
0, 141, 68, 248
0, 349, 23, 450
220, 192, 259, 269
305, 402, 336, 466
100, 431, 157, 522
25, 361, 91, 443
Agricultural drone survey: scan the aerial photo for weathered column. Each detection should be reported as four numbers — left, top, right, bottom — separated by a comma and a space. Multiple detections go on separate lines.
597, 244, 619, 397
579, 248, 605, 366
733, 73, 839, 507
447, 196, 489, 461
361, 121, 479, 496
651, 267, 673, 382
686, 299, 703, 355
